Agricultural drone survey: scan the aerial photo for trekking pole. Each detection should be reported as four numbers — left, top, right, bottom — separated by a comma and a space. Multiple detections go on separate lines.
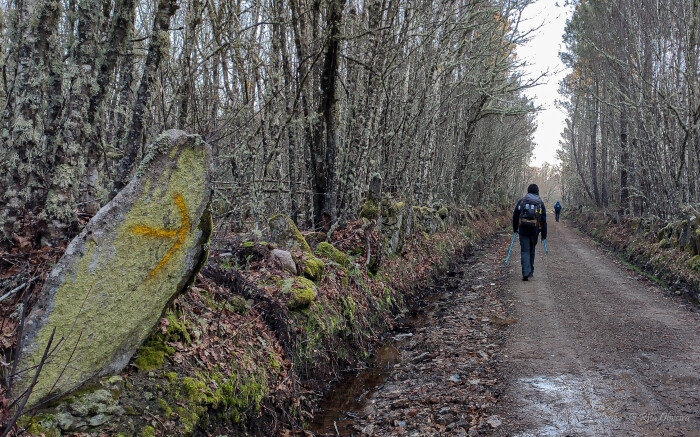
504, 232, 517, 265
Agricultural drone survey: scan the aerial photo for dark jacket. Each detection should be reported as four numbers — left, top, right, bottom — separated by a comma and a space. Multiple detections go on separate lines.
512, 193, 547, 239
554, 201, 562, 212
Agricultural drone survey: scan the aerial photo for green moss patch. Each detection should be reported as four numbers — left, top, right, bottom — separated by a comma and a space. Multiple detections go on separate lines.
301, 255, 325, 282
315, 242, 353, 268
687, 255, 700, 272
134, 310, 191, 371
169, 368, 268, 432
287, 277, 318, 309
359, 199, 380, 220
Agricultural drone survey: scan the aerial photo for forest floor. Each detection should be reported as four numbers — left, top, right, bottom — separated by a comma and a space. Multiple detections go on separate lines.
309, 221, 700, 436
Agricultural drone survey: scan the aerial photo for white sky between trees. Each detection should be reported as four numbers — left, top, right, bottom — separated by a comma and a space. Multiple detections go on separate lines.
518, 0, 574, 167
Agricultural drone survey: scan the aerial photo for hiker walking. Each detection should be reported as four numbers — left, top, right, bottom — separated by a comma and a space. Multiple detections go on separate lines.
512, 184, 547, 281
554, 200, 562, 222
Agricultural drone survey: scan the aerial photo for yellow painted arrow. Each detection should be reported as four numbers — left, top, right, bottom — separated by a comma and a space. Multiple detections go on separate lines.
132, 193, 190, 278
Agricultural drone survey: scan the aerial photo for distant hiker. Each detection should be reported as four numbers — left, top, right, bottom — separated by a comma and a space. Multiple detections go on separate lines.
513, 184, 547, 281
554, 201, 562, 222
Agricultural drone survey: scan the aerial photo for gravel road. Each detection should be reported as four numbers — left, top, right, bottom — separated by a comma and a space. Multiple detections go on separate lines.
495, 221, 700, 436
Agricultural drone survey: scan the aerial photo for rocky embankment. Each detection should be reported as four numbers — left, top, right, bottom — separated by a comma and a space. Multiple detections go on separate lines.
13, 196, 507, 436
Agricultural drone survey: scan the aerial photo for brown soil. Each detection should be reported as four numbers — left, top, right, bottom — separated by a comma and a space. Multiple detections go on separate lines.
310, 221, 700, 436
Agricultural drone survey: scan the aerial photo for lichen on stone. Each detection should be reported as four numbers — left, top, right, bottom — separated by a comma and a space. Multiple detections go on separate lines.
269, 214, 312, 253
15, 131, 212, 408
135, 131, 172, 178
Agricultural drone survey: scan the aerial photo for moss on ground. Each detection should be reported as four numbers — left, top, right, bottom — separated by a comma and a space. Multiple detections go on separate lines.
134, 310, 191, 371
139, 425, 157, 437
169, 367, 268, 432
17, 414, 60, 437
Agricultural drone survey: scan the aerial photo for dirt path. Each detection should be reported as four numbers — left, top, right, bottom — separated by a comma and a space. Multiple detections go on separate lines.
311, 223, 700, 436
496, 221, 700, 436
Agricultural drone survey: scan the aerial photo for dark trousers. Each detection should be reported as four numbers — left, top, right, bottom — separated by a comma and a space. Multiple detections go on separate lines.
555, 210, 561, 221
519, 233, 538, 278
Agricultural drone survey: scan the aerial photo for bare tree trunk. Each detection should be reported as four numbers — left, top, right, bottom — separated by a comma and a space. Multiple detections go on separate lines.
0, 0, 61, 243
115, 0, 179, 191
44, 0, 102, 242
619, 94, 630, 214
589, 86, 601, 207
310, 0, 345, 228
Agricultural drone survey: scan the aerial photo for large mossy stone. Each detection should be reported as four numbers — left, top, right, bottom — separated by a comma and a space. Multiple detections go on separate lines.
315, 242, 352, 269
268, 214, 311, 253
382, 200, 411, 256
301, 255, 325, 282
16, 130, 213, 409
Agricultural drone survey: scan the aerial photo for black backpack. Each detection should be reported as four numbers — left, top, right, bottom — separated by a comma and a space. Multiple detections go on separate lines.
519, 198, 542, 229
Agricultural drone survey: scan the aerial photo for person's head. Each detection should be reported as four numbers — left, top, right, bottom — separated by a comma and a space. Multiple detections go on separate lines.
527, 184, 539, 195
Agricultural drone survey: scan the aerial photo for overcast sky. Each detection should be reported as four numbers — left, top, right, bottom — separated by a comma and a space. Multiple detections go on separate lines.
517, 0, 574, 167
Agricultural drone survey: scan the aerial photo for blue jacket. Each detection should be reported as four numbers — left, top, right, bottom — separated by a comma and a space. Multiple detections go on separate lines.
554, 201, 562, 212
513, 193, 547, 239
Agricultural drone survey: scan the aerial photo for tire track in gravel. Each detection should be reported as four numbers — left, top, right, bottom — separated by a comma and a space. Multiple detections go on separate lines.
495, 221, 700, 437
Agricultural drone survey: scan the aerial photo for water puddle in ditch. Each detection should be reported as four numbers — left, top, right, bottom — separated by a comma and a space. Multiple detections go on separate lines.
307, 274, 461, 435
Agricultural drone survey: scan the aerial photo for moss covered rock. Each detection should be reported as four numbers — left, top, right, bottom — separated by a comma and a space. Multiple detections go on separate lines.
359, 199, 380, 220
18, 375, 126, 434
287, 277, 318, 309
16, 130, 213, 409
382, 200, 413, 256
269, 214, 311, 253
301, 255, 325, 282
688, 255, 700, 272
315, 242, 352, 268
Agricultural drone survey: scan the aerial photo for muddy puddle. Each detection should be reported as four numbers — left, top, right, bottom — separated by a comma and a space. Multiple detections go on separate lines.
308, 272, 461, 435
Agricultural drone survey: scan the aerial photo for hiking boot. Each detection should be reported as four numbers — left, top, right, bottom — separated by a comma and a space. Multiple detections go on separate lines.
522, 276, 528, 281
